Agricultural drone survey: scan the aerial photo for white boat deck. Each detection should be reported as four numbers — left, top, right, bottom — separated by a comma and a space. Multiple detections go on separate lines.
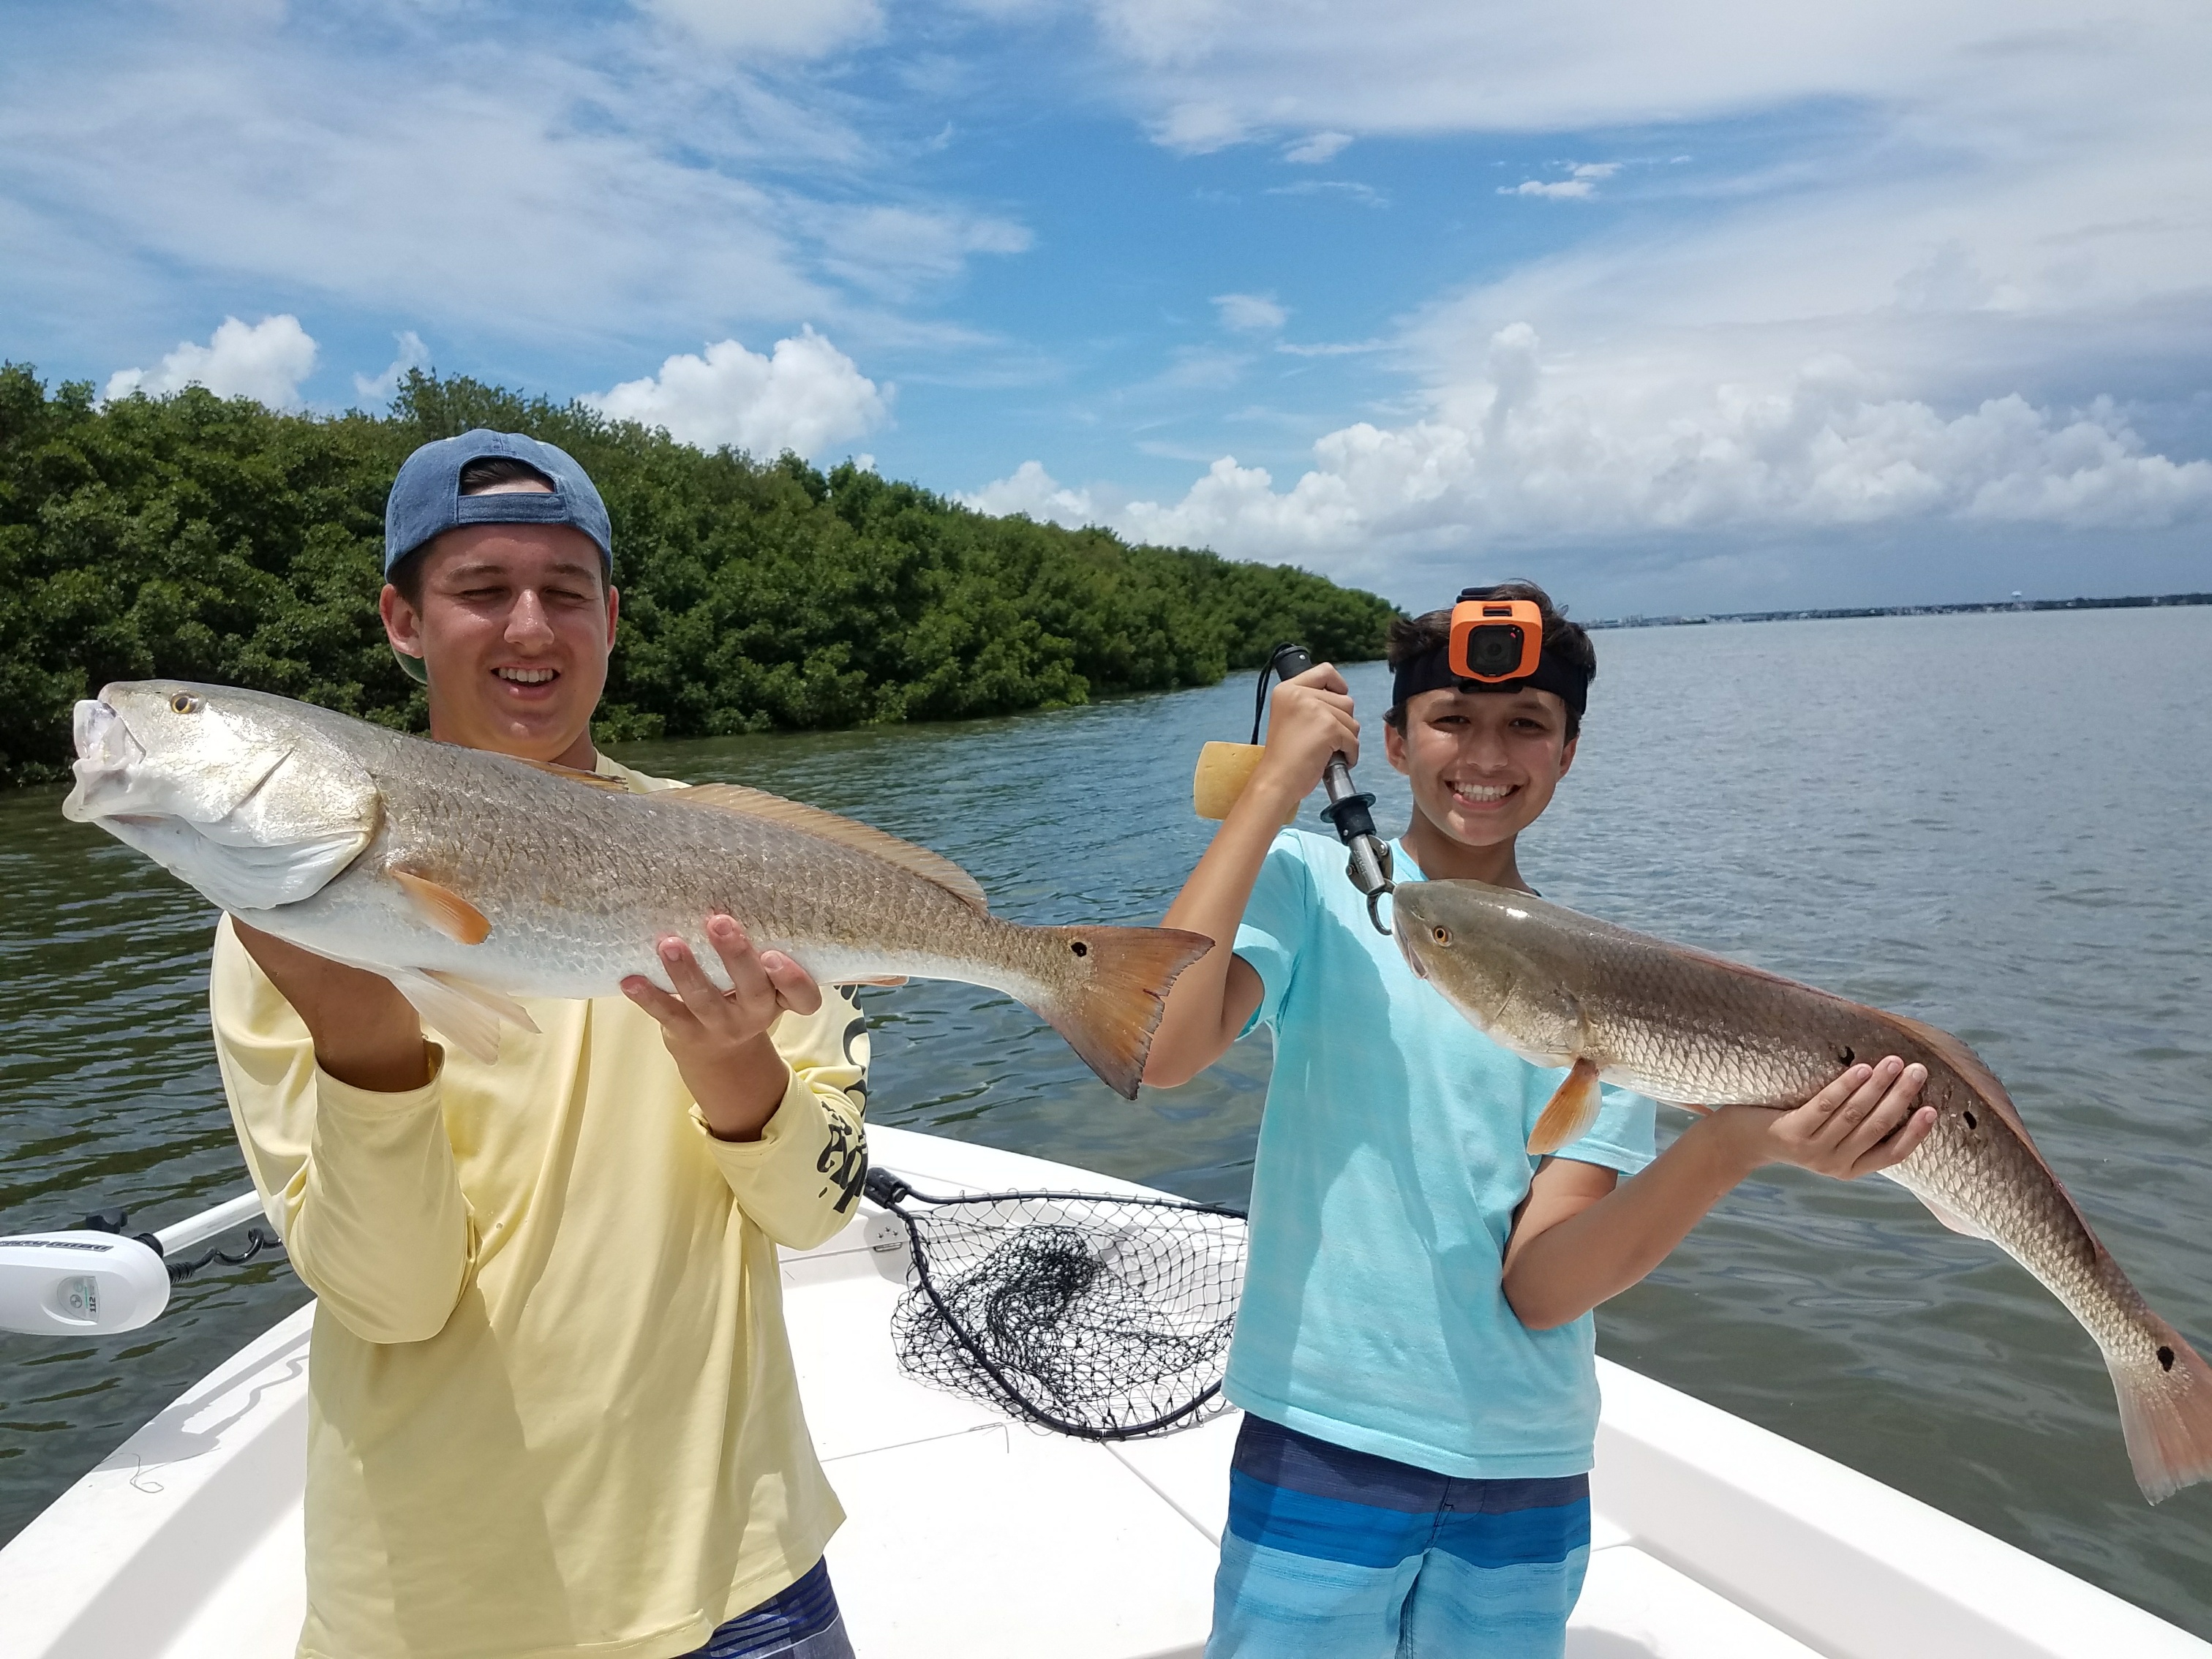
2, 1124, 2205, 1659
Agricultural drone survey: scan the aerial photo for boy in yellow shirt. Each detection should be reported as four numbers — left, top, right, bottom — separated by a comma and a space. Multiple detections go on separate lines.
214, 430, 865, 1659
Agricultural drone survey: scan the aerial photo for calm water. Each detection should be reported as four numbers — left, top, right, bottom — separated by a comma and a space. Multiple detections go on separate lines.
3, 609, 2210, 1630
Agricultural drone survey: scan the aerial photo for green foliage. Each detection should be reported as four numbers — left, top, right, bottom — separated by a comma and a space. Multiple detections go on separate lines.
0, 363, 1398, 786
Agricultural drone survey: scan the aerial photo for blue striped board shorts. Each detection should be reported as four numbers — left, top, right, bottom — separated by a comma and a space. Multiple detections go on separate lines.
676, 1558, 854, 1659
1208, 1415, 1591, 1659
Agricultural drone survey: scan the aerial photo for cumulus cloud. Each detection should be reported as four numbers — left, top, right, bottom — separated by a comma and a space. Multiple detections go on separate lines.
585, 328, 889, 458
1214, 292, 1288, 332
105, 314, 317, 407
961, 459, 1099, 527
639, 0, 881, 59
1283, 130, 1352, 164
1500, 162, 1620, 200
353, 329, 430, 404
1111, 324, 2212, 565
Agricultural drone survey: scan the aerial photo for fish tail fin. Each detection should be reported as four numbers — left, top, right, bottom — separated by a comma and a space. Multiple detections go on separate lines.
2108, 1316, 2212, 1503
1030, 925, 1213, 1099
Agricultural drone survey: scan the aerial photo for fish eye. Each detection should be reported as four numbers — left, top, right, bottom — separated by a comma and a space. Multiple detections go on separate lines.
1431, 925, 1451, 945
168, 693, 201, 715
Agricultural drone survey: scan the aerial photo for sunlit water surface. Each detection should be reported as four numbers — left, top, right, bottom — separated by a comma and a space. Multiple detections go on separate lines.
2, 608, 2208, 1630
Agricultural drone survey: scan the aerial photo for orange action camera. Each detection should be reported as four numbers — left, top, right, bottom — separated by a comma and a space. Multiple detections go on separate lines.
1448, 593, 1544, 682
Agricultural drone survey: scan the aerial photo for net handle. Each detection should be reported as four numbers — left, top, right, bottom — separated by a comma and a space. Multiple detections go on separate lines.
863, 1167, 1245, 1222
865, 1168, 1241, 1442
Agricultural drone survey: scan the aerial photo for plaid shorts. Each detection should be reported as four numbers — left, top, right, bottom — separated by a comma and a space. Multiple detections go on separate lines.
677, 1558, 854, 1659
1208, 1415, 1590, 1659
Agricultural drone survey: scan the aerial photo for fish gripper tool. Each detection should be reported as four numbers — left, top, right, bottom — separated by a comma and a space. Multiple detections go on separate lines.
1268, 644, 1396, 935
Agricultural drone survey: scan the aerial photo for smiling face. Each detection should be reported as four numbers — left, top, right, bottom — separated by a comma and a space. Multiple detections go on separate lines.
1385, 685, 1577, 871
380, 511, 618, 769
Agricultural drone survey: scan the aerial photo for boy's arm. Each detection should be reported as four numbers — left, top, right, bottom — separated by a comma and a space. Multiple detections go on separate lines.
219, 919, 475, 1345
693, 991, 871, 1252
1501, 1056, 1936, 1331
1145, 665, 1360, 1088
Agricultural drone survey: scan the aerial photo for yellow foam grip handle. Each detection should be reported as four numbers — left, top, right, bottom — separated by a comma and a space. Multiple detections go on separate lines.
1193, 742, 1300, 824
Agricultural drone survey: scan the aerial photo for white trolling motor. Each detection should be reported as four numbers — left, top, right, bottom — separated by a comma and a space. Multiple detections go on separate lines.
1192, 642, 1396, 933
0, 1191, 279, 1336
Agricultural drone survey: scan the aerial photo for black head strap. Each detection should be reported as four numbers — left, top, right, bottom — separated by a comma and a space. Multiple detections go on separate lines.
1392, 645, 1588, 718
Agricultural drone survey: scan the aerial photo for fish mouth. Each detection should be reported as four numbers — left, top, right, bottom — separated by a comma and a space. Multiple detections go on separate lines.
61, 698, 146, 823
1389, 905, 1430, 979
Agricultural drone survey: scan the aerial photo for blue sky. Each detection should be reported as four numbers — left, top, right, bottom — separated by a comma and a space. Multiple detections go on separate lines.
6, 0, 2209, 616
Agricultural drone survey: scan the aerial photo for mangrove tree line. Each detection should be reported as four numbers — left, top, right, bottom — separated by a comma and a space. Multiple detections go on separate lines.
0, 364, 1398, 789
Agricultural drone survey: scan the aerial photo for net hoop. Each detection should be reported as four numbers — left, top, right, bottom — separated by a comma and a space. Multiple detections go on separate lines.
866, 1167, 1248, 1442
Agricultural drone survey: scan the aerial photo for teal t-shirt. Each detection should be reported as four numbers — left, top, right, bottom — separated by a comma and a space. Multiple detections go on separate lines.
1224, 830, 1657, 1479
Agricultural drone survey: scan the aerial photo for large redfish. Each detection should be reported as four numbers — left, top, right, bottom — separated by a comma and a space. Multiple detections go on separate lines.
63, 680, 1210, 1098
1391, 876, 2212, 1503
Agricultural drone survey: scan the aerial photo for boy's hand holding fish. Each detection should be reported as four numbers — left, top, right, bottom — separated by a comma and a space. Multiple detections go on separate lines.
621, 914, 823, 1141
1501, 1055, 1936, 1332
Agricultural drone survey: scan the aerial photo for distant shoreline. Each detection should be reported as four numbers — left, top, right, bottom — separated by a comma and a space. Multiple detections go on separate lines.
1586, 591, 2212, 630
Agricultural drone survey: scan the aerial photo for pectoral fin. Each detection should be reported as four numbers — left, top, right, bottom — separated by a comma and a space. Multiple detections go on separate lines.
384, 968, 536, 1064
1529, 1057, 1603, 1156
392, 870, 492, 945
1909, 1185, 1993, 1241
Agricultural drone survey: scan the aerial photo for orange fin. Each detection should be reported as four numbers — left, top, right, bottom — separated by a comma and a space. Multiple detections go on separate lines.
1029, 925, 1213, 1099
511, 756, 631, 791
392, 870, 492, 945
833, 975, 909, 988
1529, 1057, 1603, 1156
665, 783, 990, 915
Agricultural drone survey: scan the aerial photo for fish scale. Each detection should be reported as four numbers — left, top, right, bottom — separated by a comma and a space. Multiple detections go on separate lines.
1391, 875, 2212, 1503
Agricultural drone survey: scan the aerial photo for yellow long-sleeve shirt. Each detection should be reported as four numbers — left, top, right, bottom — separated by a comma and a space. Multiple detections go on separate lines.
208, 756, 869, 1659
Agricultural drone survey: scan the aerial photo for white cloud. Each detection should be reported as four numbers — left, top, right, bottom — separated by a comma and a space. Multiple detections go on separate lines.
353, 329, 430, 404
104, 314, 317, 407
0, 14, 1034, 364
1263, 178, 1386, 206
639, 0, 882, 59
1283, 130, 1352, 164
585, 328, 889, 458
1110, 324, 2212, 573
1214, 292, 1288, 332
1151, 101, 1247, 154
1502, 178, 1593, 200
808, 204, 1033, 299
961, 459, 1099, 527
1500, 162, 1620, 200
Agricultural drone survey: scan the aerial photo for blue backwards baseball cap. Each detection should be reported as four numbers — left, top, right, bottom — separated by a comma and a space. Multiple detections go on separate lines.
383, 429, 613, 579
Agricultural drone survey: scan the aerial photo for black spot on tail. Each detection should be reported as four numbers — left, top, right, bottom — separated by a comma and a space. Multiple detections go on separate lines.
1837, 1045, 1854, 1065
2159, 1345, 2176, 1372
1963, 1109, 1978, 1130
1070, 940, 1088, 958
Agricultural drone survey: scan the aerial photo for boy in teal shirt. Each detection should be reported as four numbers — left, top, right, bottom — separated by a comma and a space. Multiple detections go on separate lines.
1145, 583, 1936, 1658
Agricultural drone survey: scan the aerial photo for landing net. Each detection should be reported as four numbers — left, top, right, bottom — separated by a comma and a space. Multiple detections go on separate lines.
865, 1168, 1247, 1440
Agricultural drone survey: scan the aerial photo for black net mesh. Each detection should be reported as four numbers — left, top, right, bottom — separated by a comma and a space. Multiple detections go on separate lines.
868, 1170, 1248, 1440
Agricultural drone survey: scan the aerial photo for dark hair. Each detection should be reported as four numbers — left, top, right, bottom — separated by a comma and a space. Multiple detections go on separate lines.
458, 456, 554, 494
1384, 579, 1596, 740
387, 457, 566, 606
